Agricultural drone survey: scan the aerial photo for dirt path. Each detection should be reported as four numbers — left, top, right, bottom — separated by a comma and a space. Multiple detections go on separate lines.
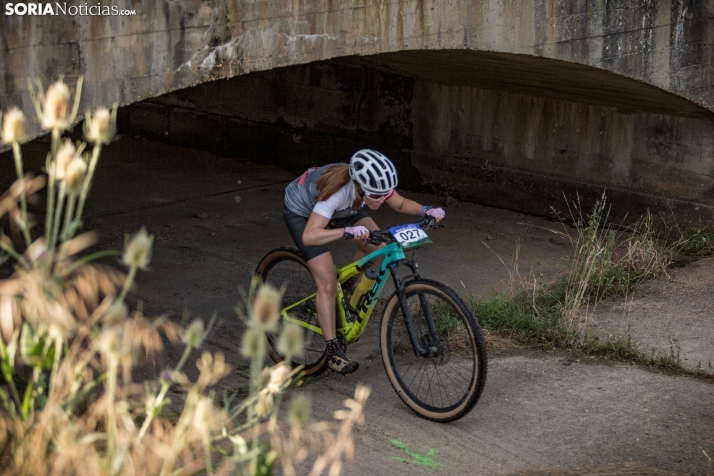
3, 137, 712, 475
309, 350, 713, 475
590, 258, 714, 374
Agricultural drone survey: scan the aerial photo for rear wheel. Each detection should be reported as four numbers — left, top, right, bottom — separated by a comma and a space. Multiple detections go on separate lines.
380, 279, 487, 422
255, 247, 327, 376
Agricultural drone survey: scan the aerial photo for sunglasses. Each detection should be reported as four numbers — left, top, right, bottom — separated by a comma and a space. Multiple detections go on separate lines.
358, 189, 391, 200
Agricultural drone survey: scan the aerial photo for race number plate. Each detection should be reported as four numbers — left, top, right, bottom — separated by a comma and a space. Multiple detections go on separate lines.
388, 223, 432, 249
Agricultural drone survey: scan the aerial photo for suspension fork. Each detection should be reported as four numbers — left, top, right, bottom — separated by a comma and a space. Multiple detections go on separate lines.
389, 261, 431, 357
418, 292, 443, 350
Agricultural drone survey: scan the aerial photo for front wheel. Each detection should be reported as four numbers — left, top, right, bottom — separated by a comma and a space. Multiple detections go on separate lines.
380, 279, 487, 422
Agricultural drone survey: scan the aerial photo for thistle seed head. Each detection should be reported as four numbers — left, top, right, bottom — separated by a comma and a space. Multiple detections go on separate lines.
102, 302, 128, 328
267, 364, 289, 395
191, 395, 221, 435
46, 302, 78, 340
251, 284, 282, 331
196, 351, 230, 387
172, 371, 189, 386
122, 227, 153, 270
256, 391, 273, 417
258, 366, 271, 389
65, 157, 87, 195
289, 393, 311, 426
277, 323, 303, 358
98, 327, 122, 355
86, 107, 113, 144
2, 108, 26, 144
55, 139, 76, 180
181, 318, 204, 347
42, 81, 71, 131
241, 328, 261, 358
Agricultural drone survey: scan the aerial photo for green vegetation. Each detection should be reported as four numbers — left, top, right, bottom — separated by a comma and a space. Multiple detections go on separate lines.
673, 220, 714, 257
471, 193, 705, 371
431, 299, 466, 336
472, 290, 684, 370
472, 283, 564, 343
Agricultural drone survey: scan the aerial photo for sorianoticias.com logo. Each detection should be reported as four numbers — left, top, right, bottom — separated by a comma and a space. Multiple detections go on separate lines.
4, 3, 137, 16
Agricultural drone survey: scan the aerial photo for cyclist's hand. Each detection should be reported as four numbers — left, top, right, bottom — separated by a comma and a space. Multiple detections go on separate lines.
426, 207, 445, 222
344, 225, 370, 240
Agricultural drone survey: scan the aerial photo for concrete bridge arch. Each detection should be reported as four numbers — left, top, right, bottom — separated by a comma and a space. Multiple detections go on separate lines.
1, 0, 713, 219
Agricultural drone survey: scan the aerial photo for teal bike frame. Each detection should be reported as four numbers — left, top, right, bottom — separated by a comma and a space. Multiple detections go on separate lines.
281, 241, 408, 345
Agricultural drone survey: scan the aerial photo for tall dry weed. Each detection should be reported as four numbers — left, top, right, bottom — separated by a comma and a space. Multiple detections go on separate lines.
478, 192, 680, 350
0, 78, 369, 475
554, 193, 677, 341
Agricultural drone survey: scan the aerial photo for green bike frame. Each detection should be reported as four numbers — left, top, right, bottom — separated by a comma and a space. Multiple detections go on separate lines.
281, 241, 409, 344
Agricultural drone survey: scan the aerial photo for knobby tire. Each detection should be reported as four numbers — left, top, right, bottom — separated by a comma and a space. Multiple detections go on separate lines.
380, 279, 487, 422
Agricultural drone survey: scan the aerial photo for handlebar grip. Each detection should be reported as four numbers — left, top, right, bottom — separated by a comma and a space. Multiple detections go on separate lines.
418, 216, 436, 227
343, 232, 354, 240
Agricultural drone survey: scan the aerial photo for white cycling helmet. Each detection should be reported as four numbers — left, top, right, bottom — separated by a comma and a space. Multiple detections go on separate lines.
349, 149, 398, 194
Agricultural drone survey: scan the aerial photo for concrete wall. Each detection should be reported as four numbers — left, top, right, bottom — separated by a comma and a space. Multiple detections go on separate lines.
120, 60, 714, 223
1, 0, 713, 139
411, 79, 714, 221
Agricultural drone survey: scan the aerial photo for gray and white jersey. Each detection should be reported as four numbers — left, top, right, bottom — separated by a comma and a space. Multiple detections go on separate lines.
284, 164, 364, 219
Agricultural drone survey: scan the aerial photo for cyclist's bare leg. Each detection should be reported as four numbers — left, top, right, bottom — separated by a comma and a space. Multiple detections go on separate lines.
306, 252, 337, 341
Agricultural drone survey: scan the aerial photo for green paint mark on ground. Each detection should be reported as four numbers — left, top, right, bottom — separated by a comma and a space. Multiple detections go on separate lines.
390, 439, 442, 468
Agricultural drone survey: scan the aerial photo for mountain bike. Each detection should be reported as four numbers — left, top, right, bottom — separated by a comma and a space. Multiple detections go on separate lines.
254, 217, 487, 422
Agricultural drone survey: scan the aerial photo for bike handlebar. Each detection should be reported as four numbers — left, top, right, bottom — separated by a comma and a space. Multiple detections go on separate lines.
343, 216, 437, 244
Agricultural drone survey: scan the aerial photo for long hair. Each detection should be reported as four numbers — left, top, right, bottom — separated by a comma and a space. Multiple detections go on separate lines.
315, 164, 351, 201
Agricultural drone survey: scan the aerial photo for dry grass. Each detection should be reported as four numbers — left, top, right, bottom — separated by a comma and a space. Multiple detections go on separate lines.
481, 328, 516, 352
553, 193, 678, 340
473, 192, 685, 366
0, 79, 369, 476
448, 326, 473, 354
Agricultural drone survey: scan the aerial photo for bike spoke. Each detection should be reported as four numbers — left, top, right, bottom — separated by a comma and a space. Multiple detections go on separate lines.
412, 358, 428, 401
426, 365, 436, 406
400, 356, 419, 381
434, 366, 450, 407
440, 368, 465, 405
405, 358, 425, 391
446, 360, 473, 385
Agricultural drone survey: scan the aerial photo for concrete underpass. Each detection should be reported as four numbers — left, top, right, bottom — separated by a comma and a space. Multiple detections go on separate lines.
3, 135, 713, 474
2, 1, 714, 474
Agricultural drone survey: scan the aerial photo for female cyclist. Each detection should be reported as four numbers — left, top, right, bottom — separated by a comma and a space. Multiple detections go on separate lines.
282, 149, 445, 374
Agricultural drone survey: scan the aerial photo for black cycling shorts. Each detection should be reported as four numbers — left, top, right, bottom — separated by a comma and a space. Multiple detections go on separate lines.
283, 205, 370, 261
